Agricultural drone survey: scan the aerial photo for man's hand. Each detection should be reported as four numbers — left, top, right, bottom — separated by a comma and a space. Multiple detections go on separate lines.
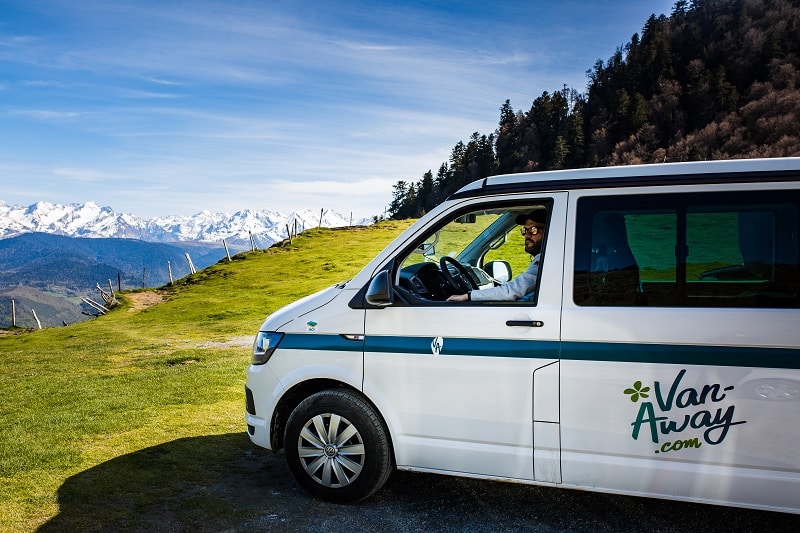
446, 293, 469, 302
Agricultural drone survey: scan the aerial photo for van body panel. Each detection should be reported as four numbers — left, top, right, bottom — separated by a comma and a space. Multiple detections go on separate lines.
533, 361, 561, 482
273, 290, 367, 336
244, 363, 284, 448
257, 285, 343, 332
362, 193, 567, 479
452, 158, 800, 200
559, 358, 800, 509
248, 290, 367, 450
362, 331, 559, 479
561, 307, 798, 348
266, 290, 367, 390
557, 174, 800, 512
533, 422, 561, 483
558, 448, 800, 513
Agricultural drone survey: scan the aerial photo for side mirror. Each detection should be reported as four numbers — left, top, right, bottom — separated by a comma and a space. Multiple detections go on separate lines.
419, 230, 440, 257
484, 260, 511, 283
365, 270, 394, 307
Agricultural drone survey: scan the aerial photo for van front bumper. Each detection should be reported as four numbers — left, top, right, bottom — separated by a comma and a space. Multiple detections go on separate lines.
245, 364, 284, 450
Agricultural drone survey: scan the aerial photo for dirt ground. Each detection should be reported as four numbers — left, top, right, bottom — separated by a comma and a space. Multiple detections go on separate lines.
125, 291, 166, 311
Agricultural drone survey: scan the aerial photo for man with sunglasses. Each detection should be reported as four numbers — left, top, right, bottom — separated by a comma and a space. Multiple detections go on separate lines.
447, 209, 546, 302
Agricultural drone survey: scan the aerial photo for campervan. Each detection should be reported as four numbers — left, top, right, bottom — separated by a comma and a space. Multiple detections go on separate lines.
246, 158, 800, 513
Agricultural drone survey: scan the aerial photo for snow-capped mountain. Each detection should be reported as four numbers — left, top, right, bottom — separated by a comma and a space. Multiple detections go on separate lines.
0, 201, 374, 248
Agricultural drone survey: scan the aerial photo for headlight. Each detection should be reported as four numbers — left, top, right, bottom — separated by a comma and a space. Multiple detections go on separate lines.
252, 331, 284, 365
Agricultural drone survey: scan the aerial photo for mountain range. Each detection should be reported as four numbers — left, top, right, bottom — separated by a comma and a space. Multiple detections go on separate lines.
0, 200, 372, 248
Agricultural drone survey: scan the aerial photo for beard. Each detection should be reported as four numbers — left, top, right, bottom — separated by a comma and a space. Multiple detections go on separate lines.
524, 240, 542, 256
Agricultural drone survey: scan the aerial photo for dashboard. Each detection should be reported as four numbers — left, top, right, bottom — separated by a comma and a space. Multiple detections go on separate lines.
399, 261, 495, 301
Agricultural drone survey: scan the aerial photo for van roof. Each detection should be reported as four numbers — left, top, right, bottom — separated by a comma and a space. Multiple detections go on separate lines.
449, 157, 800, 200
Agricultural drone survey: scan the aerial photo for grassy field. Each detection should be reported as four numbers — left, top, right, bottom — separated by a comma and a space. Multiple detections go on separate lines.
0, 221, 413, 532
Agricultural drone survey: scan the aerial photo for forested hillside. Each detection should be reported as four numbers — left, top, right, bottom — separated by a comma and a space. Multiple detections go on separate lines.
389, 0, 800, 219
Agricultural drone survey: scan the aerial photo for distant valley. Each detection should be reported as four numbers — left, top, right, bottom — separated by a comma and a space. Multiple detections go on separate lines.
0, 201, 371, 328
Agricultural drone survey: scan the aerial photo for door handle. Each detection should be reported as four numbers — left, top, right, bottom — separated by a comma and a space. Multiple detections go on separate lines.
506, 320, 544, 327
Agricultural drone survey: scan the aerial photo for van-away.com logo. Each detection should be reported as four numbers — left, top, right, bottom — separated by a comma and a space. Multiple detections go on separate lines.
623, 369, 747, 455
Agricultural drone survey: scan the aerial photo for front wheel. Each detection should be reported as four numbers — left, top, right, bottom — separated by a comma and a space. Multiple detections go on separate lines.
284, 389, 393, 503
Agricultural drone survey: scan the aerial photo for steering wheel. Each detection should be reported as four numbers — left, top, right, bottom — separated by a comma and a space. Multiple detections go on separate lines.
440, 256, 479, 294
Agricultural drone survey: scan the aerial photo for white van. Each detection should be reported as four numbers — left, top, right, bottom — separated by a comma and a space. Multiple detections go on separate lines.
245, 158, 800, 513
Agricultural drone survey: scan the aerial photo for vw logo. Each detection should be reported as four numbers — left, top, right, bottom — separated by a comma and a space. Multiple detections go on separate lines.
323, 443, 337, 457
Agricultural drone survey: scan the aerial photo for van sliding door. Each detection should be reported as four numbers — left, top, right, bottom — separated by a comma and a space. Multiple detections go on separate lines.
560, 186, 800, 511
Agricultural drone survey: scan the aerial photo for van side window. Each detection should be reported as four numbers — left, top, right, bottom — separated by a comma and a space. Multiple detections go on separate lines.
574, 190, 800, 308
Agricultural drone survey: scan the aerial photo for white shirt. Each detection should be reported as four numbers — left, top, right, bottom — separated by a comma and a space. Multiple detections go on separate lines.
469, 254, 540, 302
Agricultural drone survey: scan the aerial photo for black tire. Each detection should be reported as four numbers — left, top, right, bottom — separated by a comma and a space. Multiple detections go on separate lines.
284, 389, 393, 503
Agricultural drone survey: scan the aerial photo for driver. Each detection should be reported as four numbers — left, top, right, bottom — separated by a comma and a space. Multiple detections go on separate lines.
447, 208, 546, 302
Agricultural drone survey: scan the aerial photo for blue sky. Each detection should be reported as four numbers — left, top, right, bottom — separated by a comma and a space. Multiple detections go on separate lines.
0, 0, 675, 219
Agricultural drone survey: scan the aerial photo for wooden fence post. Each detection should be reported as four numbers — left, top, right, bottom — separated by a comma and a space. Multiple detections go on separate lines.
319, 208, 323, 227
185, 253, 196, 274
11, 299, 16, 327
82, 298, 107, 315
167, 261, 174, 285
223, 239, 232, 261
31, 308, 42, 330
142, 267, 146, 289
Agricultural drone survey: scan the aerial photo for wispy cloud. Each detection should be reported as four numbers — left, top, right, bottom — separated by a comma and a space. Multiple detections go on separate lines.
7, 109, 86, 121
52, 167, 115, 182
0, 34, 38, 47
22, 80, 71, 88
145, 77, 185, 86
113, 88, 182, 100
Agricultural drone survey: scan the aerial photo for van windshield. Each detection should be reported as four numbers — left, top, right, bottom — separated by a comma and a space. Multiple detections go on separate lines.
399, 208, 538, 276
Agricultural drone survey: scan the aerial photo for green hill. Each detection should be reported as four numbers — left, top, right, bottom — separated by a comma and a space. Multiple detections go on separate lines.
0, 286, 83, 329
0, 233, 228, 328
0, 221, 412, 531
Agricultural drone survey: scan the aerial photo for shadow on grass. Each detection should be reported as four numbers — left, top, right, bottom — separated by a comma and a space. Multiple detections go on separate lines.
40, 432, 798, 532
38, 432, 299, 532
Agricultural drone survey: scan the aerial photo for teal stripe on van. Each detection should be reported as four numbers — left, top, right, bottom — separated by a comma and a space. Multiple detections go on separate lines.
561, 341, 800, 369
365, 335, 561, 359
281, 333, 363, 352
280, 333, 799, 369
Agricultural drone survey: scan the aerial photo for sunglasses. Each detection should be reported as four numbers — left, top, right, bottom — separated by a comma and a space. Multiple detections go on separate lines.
519, 225, 544, 236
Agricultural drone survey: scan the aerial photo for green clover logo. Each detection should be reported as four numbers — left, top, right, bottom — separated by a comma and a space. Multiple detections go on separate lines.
623, 381, 651, 402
